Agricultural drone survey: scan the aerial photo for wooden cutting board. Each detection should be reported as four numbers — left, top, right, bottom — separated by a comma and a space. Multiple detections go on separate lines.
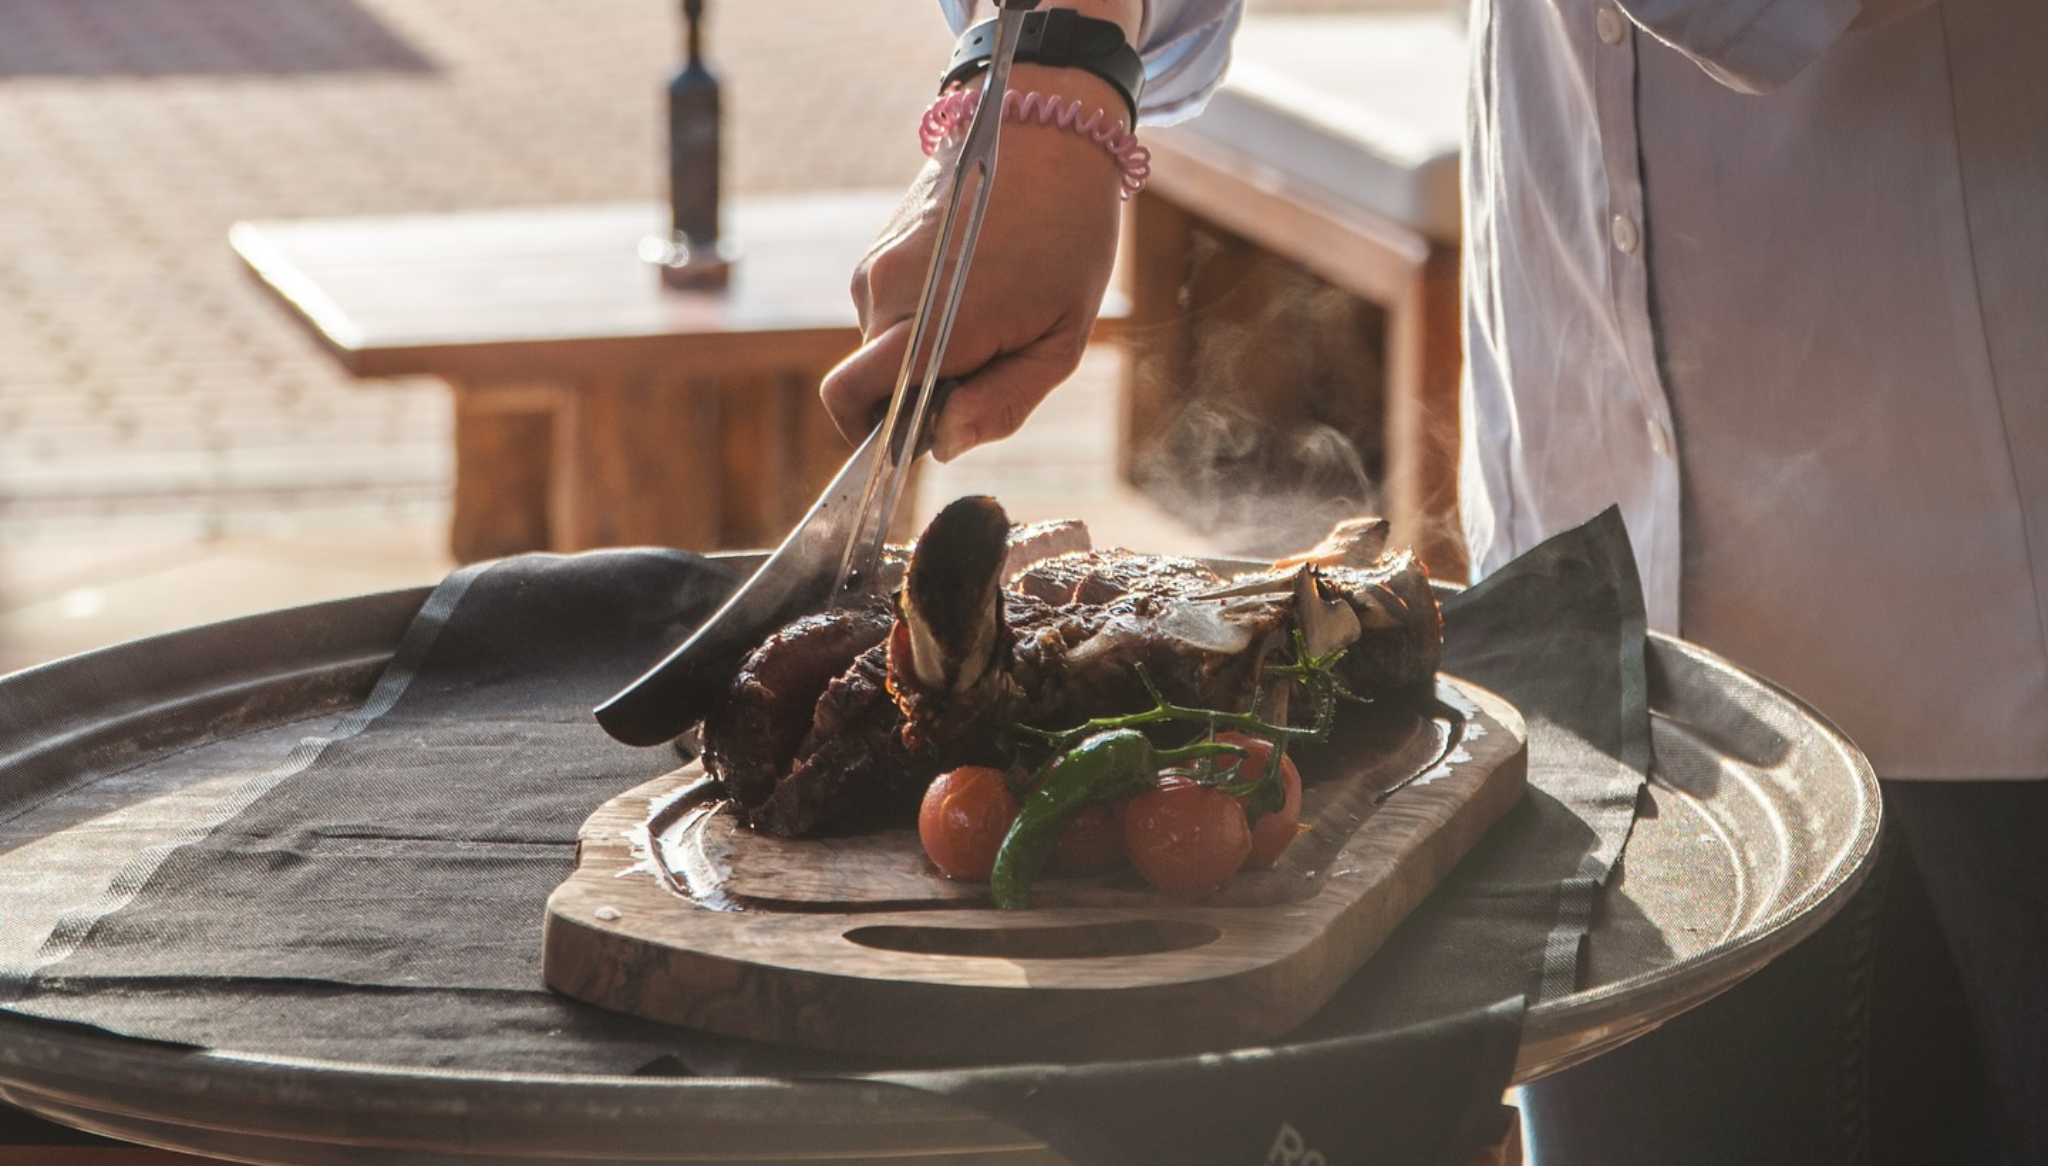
543, 675, 1526, 1061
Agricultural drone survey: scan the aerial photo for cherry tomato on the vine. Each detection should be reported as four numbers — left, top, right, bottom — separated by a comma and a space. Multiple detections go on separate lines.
1212, 731, 1304, 870
1120, 775, 1251, 896
1049, 802, 1126, 875
919, 766, 1018, 881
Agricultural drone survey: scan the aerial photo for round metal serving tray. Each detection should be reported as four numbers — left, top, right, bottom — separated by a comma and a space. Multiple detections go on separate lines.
0, 577, 1879, 1164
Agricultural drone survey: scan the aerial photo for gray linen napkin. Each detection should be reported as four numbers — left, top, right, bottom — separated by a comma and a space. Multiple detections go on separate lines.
4, 509, 1649, 1165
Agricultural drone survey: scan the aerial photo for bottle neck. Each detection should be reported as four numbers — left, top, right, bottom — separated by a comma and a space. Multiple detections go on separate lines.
682, 0, 704, 67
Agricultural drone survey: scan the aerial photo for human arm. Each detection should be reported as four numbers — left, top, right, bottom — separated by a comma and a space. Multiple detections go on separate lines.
819, 0, 1242, 461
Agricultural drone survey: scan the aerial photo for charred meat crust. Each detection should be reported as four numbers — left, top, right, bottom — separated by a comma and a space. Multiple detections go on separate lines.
700, 502, 1445, 840
700, 606, 891, 814
903, 496, 1012, 662
746, 642, 938, 837
1010, 550, 1223, 606
1004, 592, 1273, 727
704, 505, 1095, 835
1001, 519, 1092, 582
890, 498, 1019, 752
1324, 552, 1443, 697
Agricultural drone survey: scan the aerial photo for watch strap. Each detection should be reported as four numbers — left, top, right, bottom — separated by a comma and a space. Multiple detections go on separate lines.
941, 10, 1144, 124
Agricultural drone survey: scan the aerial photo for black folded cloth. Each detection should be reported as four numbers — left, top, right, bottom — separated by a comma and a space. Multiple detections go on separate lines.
4, 509, 1649, 1165
886, 507, 1649, 1163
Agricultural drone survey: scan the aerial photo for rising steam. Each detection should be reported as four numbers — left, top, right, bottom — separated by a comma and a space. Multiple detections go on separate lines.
1129, 233, 1389, 559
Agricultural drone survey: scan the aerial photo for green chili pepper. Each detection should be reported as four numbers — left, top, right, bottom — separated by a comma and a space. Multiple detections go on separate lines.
989, 730, 1151, 910
989, 730, 1244, 910
985, 635, 1357, 909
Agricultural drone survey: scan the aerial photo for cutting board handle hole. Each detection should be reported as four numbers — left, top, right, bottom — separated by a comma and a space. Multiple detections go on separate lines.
843, 920, 1222, 960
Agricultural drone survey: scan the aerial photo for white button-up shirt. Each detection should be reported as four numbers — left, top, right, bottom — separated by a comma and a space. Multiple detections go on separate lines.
943, 0, 2048, 778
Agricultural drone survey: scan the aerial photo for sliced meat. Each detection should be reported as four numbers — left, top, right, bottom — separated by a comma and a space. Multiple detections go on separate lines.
1322, 550, 1443, 697
1002, 518, 1092, 580
1010, 549, 1224, 606
1273, 516, 1391, 570
748, 642, 940, 837
700, 499, 1444, 840
700, 606, 890, 813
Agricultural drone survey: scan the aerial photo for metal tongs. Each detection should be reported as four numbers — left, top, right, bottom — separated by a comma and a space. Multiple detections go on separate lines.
595, 0, 1042, 747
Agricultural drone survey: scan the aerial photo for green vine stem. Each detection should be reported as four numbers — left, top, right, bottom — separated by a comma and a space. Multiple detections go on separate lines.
984, 636, 1356, 909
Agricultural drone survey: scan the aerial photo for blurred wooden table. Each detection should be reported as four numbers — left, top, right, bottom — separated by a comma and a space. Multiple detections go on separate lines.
231, 193, 891, 562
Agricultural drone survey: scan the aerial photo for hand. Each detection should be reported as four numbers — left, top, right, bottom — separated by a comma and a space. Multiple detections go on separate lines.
820, 62, 1130, 463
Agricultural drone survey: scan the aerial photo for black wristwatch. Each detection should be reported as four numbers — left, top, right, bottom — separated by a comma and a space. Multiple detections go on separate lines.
940, 9, 1145, 125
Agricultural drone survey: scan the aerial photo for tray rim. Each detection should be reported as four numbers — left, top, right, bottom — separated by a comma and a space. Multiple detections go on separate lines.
0, 571, 1882, 1161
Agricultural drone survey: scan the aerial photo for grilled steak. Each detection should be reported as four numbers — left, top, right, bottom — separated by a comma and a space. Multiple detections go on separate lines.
700, 497, 1442, 837
1010, 549, 1224, 606
699, 607, 892, 815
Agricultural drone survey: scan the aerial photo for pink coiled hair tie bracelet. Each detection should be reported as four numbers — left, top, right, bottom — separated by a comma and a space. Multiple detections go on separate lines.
920, 88, 1151, 200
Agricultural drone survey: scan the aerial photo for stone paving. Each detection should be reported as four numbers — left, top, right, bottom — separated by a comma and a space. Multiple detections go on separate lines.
0, 0, 953, 544
0, 0, 974, 668
0, 0, 1410, 670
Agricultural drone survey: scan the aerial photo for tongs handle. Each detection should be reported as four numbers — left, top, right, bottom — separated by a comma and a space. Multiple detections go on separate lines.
832, 0, 1042, 603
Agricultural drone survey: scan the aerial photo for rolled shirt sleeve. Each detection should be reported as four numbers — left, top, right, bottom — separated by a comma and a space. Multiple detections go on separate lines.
936, 0, 1243, 124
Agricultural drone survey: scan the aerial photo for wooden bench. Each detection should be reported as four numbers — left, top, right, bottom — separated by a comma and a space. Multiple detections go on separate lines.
235, 191, 1131, 563
234, 192, 910, 562
1124, 12, 1468, 578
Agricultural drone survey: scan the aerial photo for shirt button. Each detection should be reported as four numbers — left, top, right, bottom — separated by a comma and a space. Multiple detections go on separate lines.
1596, 6, 1627, 45
1647, 418, 1673, 458
1611, 213, 1640, 254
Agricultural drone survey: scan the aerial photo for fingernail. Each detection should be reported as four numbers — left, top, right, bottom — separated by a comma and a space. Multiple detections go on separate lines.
932, 422, 975, 464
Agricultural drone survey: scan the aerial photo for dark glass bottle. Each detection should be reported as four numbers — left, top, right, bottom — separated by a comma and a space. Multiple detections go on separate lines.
666, 0, 722, 263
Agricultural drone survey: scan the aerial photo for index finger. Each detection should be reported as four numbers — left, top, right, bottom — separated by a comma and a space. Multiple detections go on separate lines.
819, 318, 915, 445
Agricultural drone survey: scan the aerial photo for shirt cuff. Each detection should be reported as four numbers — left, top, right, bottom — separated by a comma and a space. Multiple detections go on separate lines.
936, 1, 1244, 124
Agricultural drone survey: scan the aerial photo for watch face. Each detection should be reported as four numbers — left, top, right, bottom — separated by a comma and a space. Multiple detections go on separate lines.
1071, 23, 1126, 57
